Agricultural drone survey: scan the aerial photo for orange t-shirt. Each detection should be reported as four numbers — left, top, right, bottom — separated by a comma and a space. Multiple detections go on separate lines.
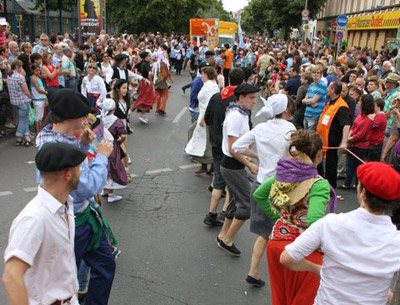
224, 50, 233, 69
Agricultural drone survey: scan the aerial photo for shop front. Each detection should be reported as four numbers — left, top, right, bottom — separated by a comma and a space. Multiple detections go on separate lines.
346, 8, 400, 51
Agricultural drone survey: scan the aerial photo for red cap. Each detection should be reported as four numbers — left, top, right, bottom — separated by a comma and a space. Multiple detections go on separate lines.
357, 162, 400, 201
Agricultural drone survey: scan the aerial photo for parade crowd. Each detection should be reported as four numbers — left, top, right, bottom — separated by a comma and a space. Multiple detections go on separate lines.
0, 15, 400, 305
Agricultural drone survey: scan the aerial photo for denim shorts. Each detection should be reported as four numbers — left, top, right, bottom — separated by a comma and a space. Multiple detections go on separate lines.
221, 166, 251, 220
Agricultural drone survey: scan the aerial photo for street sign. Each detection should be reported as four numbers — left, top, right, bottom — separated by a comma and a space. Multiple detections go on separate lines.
336, 15, 348, 27
273, 29, 278, 36
336, 26, 346, 32
336, 32, 344, 41
301, 9, 310, 18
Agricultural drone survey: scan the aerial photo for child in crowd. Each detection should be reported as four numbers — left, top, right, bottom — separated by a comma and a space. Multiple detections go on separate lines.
30, 64, 48, 135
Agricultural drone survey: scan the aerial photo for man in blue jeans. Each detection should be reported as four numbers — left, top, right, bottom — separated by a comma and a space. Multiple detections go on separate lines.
302, 66, 327, 130
36, 89, 115, 305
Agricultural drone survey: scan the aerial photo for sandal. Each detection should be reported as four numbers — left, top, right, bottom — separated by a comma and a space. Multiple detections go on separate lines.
16, 138, 24, 146
24, 140, 33, 147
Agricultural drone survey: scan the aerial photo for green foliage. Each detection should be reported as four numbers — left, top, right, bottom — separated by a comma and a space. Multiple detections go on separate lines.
106, 0, 231, 33
33, 0, 76, 11
242, 0, 327, 38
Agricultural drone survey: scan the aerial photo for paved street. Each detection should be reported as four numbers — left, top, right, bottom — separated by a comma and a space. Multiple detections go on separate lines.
0, 71, 359, 305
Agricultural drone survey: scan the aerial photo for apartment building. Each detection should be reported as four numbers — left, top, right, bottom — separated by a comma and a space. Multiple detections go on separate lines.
316, 0, 400, 51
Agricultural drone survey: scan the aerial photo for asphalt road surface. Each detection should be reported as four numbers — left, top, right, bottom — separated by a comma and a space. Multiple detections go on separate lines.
0, 70, 359, 305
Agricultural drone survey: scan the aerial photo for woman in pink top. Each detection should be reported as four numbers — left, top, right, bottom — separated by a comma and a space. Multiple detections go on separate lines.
342, 94, 375, 189
41, 52, 61, 102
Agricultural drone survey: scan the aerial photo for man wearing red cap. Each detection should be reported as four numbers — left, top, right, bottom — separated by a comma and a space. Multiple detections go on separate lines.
280, 162, 400, 305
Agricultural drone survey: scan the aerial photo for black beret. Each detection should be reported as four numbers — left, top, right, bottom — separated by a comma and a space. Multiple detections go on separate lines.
114, 53, 129, 61
114, 78, 128, 89
205, 50, 215, 56
50, 89, 91, 119
198, 61, 211, 69
234, 83, 260, 97
139, 51, 149, 59
36, 142, 86, 172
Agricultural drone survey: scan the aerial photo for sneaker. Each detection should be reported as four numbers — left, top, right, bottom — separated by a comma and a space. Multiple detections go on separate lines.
5, 123, 16, 129
108, 194, 122, 203
217, 239, 241, 256
139, 116, 149, 124
203, 213, 223, 226
112, 247, 121, 260
217, 211, 226, 223
100, 189, 108, 197
245, 275, 265, 287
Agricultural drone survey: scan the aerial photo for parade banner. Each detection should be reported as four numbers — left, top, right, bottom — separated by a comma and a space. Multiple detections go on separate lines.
218, 22, 238, 35
80, 0, 101, 36
190, 18, 218, 37
207, 36, 219, 50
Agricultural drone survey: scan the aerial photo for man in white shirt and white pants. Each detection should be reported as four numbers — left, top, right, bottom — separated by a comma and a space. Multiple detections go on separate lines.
280, 161, 400, 305
2, 142, 87, 305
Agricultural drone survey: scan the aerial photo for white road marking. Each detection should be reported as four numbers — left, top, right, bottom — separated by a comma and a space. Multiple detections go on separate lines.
172, 107, 188, 124
178, 164, 199, 169
145, 168, 174, 175
23, 187, 38, 192
0, 191, 13, 197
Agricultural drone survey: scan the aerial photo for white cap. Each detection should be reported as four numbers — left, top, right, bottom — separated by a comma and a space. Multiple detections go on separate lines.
256, 94, 288, 119
0, 18, 7, 26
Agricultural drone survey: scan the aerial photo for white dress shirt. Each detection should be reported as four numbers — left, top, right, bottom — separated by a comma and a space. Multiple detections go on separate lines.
4, 187, 78, 305
286, 207, 400, 305
81, 74, 107, 104
232, 118, 296, 183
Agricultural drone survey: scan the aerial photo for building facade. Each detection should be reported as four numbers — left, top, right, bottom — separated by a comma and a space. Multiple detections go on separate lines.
316, 0, 400, 51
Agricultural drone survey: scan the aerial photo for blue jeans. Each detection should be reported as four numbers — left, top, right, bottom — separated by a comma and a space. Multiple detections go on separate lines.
78, 260, 90, 291
75, 222, 115, 305
13, 102, 30, 137
189, 110, 199, 124
66, 78, 78, 92
303, 116, 320, 130
345, 147, 368, 187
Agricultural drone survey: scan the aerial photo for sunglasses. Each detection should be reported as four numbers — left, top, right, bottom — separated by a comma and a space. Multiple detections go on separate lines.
88, 66, 97, 69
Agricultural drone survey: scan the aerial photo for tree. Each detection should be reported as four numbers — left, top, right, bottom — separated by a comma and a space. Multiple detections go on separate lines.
242, 0, 327, 38
106, 0, 231, 33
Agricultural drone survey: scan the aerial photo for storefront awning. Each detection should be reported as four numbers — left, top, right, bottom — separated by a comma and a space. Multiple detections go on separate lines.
347, 8, 400, 30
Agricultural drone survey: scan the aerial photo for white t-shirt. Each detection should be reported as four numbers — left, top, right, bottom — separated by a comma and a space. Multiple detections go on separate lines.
286, 207, 400, 305
222, 109, 250, 157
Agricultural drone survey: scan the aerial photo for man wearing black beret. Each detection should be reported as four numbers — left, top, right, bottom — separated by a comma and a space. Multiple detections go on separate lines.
36, 88, 115, 305
3, 143, 86, 305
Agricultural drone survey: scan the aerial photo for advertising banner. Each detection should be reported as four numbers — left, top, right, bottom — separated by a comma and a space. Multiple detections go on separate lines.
80, 0, 101, 36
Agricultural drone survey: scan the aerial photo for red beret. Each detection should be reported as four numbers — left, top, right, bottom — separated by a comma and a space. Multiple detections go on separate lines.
357, 162, 400, 201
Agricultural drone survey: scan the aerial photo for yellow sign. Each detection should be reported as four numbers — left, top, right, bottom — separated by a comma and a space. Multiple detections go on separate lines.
207, 36, 219, 50
218, 21, 238, 34
347, 9, 400, 30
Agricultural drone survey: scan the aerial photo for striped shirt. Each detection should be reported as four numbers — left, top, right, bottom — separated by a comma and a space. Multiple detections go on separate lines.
305, 80, 327, 118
